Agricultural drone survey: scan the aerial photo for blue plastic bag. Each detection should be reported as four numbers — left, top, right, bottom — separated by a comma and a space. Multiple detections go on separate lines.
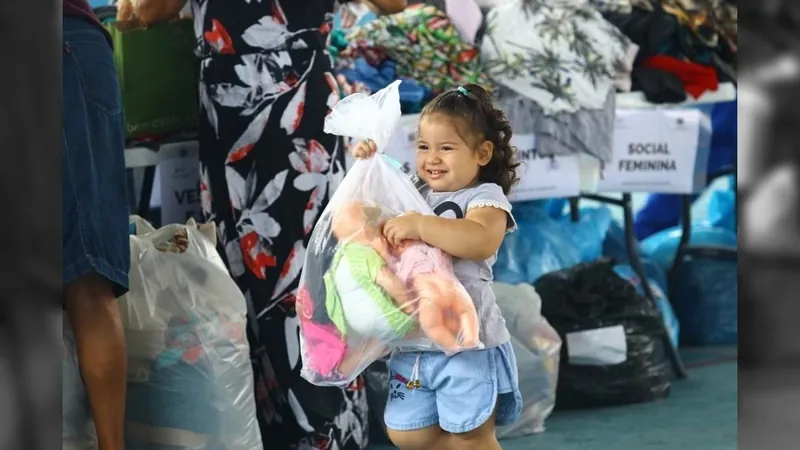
336, 59, 431, 113
602, 221, 669, 290
640, 225, 737, 345
613, 264, 680, 349
640, 225, 738, 270
706, 179, 736, 232
669, 258, 737, 345
495, 204, 612, 284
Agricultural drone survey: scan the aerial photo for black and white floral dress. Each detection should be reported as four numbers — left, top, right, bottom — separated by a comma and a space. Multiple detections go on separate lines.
190, 1, 368, 448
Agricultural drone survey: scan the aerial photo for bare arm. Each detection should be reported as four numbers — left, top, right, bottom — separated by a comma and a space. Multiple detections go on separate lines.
418, 207, 508, 261
64, 274, 127, 450
362, 0, 407, 15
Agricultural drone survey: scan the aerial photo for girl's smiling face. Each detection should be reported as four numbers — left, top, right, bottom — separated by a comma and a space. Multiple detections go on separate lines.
416, 114, 492, 192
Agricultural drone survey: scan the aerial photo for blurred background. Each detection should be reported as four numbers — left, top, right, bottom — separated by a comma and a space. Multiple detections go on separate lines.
738, 1, 800, 448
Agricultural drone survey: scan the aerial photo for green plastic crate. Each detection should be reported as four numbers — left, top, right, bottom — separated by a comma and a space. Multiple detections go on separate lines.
108, 19, 199, 139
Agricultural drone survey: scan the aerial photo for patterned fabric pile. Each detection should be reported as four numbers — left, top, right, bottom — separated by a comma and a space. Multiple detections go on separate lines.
333, 4, 489, 111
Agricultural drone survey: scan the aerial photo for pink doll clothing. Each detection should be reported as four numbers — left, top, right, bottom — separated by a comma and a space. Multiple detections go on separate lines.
303, 321, 347, 375
393, 242, 452, 283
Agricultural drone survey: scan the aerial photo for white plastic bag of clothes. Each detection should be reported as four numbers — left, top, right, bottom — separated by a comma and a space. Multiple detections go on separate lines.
63, 317, 98, 450
121, 217, 262, 450
493, 282, 561, 438
298, 81, 482, 387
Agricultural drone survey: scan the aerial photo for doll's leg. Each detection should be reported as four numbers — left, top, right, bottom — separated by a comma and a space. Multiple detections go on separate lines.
417, 301, 459, 350
338, 337, 388, 376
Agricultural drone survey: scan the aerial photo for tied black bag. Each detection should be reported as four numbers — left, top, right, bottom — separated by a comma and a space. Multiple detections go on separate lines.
534, 259, 673, 409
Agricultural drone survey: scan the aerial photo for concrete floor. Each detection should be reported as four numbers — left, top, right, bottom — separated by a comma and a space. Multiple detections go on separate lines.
370, 348, 738, 450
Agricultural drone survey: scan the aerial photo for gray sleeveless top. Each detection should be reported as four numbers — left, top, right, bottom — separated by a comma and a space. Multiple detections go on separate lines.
414, 178, 517, 349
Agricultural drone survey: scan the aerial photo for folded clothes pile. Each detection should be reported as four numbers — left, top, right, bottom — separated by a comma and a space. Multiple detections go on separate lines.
601, 0, 737, 103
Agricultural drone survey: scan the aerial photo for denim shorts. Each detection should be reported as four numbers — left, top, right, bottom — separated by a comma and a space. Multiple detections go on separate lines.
384, 341, 523, 434
62, 18, 130, 295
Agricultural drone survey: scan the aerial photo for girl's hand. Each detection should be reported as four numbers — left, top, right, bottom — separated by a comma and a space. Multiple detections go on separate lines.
352, 139, 377, 159
383, 212, 423, 246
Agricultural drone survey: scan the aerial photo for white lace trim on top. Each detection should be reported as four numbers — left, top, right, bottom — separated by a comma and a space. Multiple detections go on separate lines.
466, 200, 518, 233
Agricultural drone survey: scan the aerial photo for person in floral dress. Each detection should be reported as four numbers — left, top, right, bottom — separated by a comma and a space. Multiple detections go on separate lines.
189, 0, 406, 448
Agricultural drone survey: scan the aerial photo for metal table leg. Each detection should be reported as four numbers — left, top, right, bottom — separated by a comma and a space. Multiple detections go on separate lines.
669, 195, 694, 295
668, 168, 737, 299
578, 193, 689, 379
138, 165, 157, 219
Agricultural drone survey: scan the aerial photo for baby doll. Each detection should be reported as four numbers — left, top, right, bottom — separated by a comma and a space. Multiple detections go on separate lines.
390, 241, 480, 352
326, 201, 418, 336
302, 201, 417, 381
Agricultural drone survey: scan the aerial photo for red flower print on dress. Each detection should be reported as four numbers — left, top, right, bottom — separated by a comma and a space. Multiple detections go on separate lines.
242, 11, 290, 51
323, 71, 340, 111
272, 240, 306, 301
240, 231, 277, 276
205, 19, 235, 55
281, 81, 308, 135
272, 1, 287, 24
227, 168, 288, 280
225, 103, 274, 164
289, 139, 331, 235
199, 164, 213, 217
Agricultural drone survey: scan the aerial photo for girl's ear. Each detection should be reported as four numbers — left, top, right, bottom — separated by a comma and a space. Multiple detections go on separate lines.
477, 140, 494, 166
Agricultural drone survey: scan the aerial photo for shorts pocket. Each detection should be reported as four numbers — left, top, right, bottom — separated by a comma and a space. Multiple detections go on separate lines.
64, 37, 122, 116
452, 349, 495, 385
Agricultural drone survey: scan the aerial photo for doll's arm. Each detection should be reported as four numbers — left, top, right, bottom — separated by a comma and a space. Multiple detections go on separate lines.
414, 277, 480, 350
376, 267, 417, 315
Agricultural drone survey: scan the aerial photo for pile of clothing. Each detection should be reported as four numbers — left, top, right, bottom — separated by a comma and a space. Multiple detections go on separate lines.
332, 3, 488, 113
598, 0, 737, 103
331, 0, 736, 163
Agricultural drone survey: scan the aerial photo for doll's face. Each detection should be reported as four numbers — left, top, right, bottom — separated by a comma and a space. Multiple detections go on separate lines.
332, 203, 373, 240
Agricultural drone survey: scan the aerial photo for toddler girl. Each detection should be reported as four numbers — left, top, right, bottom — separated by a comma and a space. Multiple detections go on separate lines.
352, 84, 522, 450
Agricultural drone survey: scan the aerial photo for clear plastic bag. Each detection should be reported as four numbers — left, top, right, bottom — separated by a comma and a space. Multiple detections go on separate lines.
121, 217, 262, 450
298, 81, 482, 387
493, 283, 560, 438
63, 318, 98, 450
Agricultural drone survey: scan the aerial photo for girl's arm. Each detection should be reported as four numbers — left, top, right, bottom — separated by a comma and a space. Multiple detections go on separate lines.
417, 207, 508, 261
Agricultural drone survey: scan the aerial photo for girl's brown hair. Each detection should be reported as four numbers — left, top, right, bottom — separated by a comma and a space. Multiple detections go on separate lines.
420, 84, 520, 194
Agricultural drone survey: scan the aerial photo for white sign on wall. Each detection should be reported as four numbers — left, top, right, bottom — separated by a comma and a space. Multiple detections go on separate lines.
158, 141, 203, 225
508, 133, 582, 201
597, 109, 705, 194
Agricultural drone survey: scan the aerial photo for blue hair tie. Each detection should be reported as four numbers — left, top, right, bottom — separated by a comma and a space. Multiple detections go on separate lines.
456, 86, 469, 96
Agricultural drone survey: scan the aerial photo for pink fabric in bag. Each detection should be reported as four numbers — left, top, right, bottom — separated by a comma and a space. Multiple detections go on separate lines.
296, 284, 347, 375
303, 321, 347, 375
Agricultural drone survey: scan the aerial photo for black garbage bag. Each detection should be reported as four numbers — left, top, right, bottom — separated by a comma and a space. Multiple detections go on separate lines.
363, 360, 392, 445
534, 259, 673, 409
